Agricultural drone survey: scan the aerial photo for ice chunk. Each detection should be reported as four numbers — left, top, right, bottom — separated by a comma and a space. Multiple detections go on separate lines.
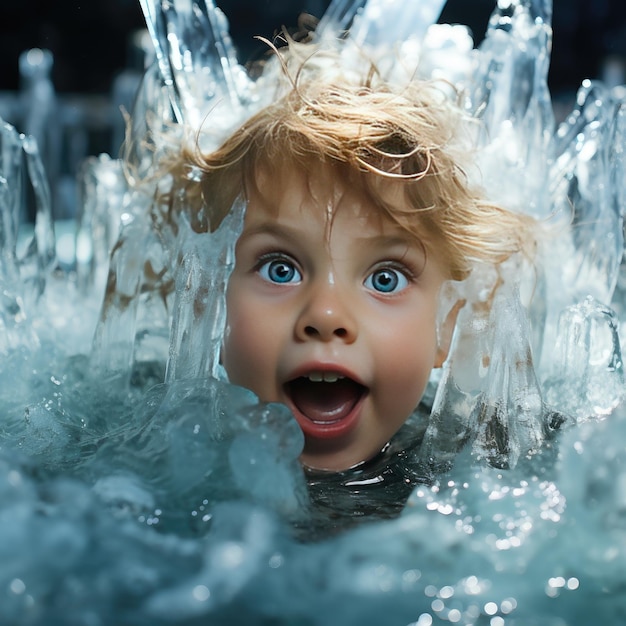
79, 377, 307, 534
469, 285, 547, 468
228, 402, 305, 515
543, 296, 624, 421
18, 48, 60, 215
123, 61, 178, 183
416, 23, 476, 87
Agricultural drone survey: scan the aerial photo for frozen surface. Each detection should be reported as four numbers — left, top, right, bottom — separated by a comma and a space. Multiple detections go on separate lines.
1, 0, 626, 624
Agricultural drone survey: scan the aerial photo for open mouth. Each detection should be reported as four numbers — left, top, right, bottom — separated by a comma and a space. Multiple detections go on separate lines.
284, 372, 368, 439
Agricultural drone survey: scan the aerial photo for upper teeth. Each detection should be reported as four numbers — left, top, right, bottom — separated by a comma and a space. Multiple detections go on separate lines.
307, 372, 345, 383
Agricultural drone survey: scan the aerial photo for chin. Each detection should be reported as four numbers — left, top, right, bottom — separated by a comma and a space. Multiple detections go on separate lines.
299, 445, 379, 473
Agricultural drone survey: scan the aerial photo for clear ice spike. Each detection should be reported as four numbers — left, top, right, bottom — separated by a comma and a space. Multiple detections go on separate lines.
138, 0, 250, 128
468, 0, 555, 219
75, 155, 128, 297
165, 197, 244, 382
315, 0, 445, 84
21, 134, 56, 304
0, 119, 55, 353
316, 0, 446, 49
90, 208, 151, 383
419, 284, 547, 470
469, 285, 546, 469
0, 119, 23, 289
549, 82, 625, 306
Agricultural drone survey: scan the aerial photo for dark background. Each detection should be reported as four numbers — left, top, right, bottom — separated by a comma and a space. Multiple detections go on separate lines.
1, 0, 625, 99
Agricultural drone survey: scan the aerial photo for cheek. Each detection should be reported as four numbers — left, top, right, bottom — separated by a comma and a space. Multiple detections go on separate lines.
222, 291, 267, 386
375, 315, 438, 411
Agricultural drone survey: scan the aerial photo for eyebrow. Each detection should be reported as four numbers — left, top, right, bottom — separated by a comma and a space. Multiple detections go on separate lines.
354, 234, 426, 256
241, 222, 420, 245
237, 221, 301, 243
238, 221, 426, 261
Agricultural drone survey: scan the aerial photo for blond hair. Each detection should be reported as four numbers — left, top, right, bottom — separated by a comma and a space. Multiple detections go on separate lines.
157, 44, 536, 281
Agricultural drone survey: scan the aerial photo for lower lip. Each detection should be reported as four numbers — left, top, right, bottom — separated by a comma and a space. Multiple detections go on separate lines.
287, 394, 366, 441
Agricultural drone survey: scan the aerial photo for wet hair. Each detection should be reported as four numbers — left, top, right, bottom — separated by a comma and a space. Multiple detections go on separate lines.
160, 42, 537, 281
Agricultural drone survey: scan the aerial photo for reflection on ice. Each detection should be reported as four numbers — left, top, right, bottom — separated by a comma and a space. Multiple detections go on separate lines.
1, 0, 626, 624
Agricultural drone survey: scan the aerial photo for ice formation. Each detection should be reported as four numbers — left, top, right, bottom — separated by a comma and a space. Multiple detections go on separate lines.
1, 0, 626, 624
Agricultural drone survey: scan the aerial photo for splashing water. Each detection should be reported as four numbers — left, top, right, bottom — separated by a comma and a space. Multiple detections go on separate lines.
1, 0, 626, 624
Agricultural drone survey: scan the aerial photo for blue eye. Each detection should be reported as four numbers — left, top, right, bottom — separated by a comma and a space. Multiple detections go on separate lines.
258, 258, 302, 284
365, 267, 409, 294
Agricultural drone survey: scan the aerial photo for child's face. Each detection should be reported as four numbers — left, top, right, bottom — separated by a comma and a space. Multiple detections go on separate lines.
222, 164, 449, 471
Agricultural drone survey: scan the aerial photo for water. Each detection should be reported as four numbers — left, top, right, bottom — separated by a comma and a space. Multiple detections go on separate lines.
1, 0, 626, 624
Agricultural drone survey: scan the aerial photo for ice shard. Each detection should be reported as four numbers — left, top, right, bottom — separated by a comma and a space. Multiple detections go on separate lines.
21, 136, 56, 299
123, 60, 178, 185
315, 0, 447, 84
90, 203, 153, 382
138, 0, 251, 129
543, 296, 625, 422
0, 121, 26, 287
0, 119, 55, 353
316, 0, 446, 48
18, 48, 60, 215
165, 197, 244, 382
75, 155, 128, 296
550, 83, 626, 307
468, 0, 555, 219
469, 285, 547, 468
420, 282, 548, 470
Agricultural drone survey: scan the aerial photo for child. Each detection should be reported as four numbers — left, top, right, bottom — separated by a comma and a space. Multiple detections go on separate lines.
157, 42, 537, 472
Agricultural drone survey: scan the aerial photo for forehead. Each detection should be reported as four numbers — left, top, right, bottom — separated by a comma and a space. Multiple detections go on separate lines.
242, 159, 449, 277
249, 159, 402, 230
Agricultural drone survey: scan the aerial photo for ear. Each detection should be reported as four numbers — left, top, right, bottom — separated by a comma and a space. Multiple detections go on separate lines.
434, 298, 465, 368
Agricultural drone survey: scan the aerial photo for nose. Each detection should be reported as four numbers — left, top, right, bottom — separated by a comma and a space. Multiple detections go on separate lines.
295, 282, 357, 344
